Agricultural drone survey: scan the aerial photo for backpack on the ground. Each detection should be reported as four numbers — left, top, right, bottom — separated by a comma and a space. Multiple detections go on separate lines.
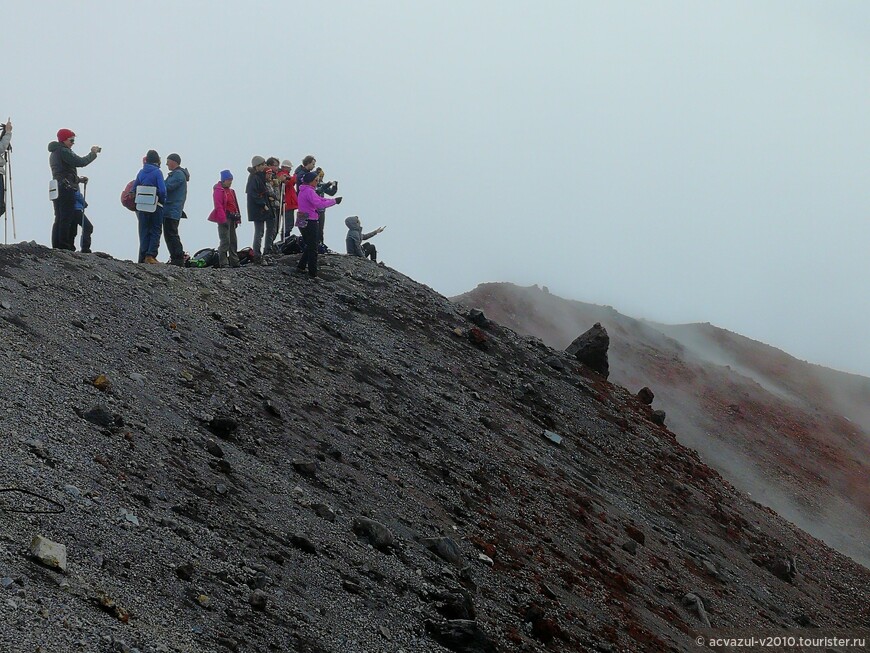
236, 247, 255, 266
278, 235, 301, 255
120, 180, 137, 211
189, 248, 218, 268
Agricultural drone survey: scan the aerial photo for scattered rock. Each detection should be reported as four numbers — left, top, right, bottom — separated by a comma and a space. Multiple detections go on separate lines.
468, 309, 490, 328
205, 439, 224, 458
290, 533, 317, 555
208, 416, 239, 440
80, 406, 123, 429
468, 327, 488, 349
311, 503, 336, 522
543, 429, 562, 445
292, 460, 317, 477
425, 619, 497, 653
769, 558, 797, 583
423, 537, 463, 566
249, 590, 268, 612
637, 387, 654, 405
622, 540, 638, 555
650, 410, 667, 426
175, 562, 195, 581
544, 356, 565, 370
624, 524, 646, 545
30, 535, 67, 573
565, 323, 609, 378
352, 517, 395, 551
91, 374, 111, 392
682, 592, 711, 627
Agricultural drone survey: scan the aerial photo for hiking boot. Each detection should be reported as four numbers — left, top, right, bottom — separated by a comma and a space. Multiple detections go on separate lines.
293, 266, 306, 274
143, 256, 159, 264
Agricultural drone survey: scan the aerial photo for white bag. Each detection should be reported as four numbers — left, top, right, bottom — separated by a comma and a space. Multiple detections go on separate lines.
135, 185, 158, 213
49, 179, 59, 201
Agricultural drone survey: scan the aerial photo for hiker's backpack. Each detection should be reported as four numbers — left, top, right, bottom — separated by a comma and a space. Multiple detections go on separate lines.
120, 181, 137, 212
236, 247, 255, 266
189, 248, 218, 268
279, 235, 301, 255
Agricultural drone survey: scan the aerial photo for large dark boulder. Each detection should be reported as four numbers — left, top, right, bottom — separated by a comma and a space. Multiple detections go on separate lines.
565, 323, 610, 378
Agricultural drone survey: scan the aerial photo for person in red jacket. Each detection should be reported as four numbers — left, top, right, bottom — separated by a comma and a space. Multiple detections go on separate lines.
208, 170, 241, 268
277, 159, 298, 240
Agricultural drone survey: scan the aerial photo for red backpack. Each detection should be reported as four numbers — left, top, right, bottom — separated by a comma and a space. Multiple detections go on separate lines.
121, 180, 136, 212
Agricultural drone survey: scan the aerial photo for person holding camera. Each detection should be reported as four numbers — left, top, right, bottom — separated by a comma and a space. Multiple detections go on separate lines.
294, 155, 317, 193
313, 167, 338, 249
0, 118, 11, 219
295, 170, 342, 278
48, 128, 100, 250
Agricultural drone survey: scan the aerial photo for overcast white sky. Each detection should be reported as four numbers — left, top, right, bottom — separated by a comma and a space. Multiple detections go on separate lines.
3, 1, 869, 375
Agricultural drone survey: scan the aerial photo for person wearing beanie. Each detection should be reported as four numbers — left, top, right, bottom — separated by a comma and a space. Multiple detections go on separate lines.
345, 215, 384, 261
48, 128, 101, 250
245, 155, 275, 262
277, 160, 299, 241
295, 170, 342, 278
130, 150, 167, 264
163, 153, 190, 266
208, 170, 241, 268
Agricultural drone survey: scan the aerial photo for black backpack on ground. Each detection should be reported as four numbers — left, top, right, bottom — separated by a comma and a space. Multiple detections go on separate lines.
190, 248, 219, 268
236, 247, 255, 266
278, 235, 302, 255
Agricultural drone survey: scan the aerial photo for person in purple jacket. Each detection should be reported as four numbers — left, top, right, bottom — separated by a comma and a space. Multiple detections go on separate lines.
131, 150, 167, 264
295, 170, 342, 278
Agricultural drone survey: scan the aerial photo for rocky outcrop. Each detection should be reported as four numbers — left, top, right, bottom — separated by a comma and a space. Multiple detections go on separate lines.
565, 322, 610, 378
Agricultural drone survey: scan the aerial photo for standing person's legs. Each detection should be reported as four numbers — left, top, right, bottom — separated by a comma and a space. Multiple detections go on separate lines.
217, 223, 229, 267
164, 218, 184, 263
317, 210, 326, 245
81, 214, 93, 252
302, 220, 319, 276
137, 212, 149, 262
283, 209, 295, 240
264, 217, 277, 255
147, 207, 165, 259
58, 187, 77, 250
0, 174, 6, 219
51, 199, 61, 248
228, 223, 240, 267
252, 220, 264, 258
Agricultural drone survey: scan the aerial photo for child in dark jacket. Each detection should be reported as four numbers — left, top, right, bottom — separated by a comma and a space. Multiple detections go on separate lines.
344, 215, 384, 262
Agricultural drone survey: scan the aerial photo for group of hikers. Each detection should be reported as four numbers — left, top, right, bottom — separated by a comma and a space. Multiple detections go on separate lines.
0, 121, 386, 279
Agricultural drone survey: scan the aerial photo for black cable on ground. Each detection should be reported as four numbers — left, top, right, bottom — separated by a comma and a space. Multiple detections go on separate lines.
0, 488, 66, 514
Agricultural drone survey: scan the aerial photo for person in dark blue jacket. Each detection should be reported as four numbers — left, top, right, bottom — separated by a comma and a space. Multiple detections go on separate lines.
163, 153, 189, 266
131, 150, 167, 264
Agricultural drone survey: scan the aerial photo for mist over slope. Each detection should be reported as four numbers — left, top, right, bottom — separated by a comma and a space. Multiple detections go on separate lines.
0, 246, 868, 653
453, 283, 870, 569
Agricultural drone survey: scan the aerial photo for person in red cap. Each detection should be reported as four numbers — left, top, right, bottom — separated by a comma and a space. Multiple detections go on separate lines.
48, 129, 101, 250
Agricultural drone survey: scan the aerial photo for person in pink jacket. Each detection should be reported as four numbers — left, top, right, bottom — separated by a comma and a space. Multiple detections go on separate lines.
208, 170, 241, 268
295, 170, 342, 278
